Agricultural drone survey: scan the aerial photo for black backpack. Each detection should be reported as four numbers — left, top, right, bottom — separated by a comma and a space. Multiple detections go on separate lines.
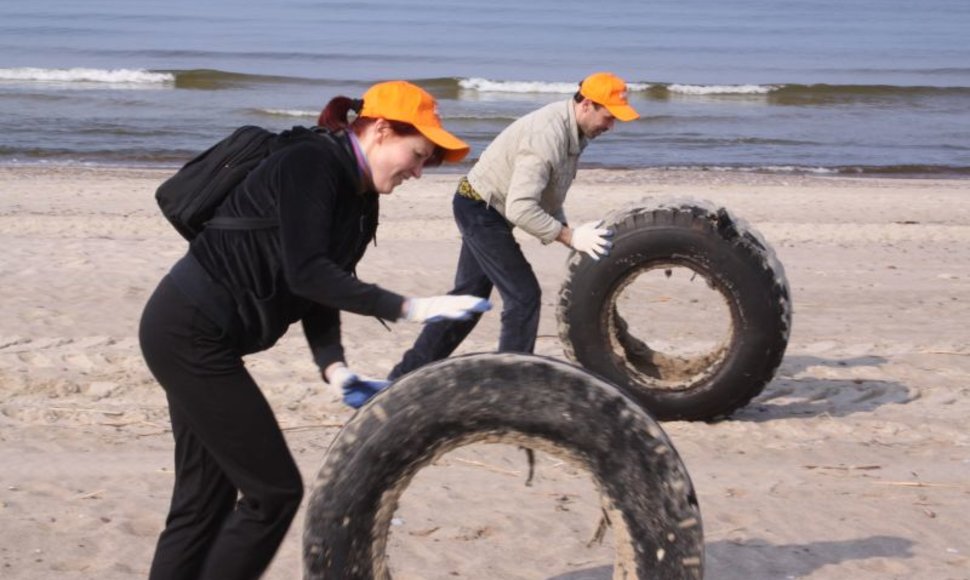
155, 125, 284, 240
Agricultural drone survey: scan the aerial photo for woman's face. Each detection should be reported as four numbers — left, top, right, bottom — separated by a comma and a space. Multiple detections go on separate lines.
366, 123, 437, 193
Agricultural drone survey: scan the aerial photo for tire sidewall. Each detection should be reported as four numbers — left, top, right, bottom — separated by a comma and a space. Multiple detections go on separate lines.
303, 354, 703, 579
561, 215, 787, 419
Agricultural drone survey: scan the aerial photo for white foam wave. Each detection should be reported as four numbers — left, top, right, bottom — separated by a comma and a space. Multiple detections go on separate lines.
258, 108, 317, 118
705, 165, 839, 174
459, 77, 654, 94
0, 67, 174, 85
667, 84, 778, 95
459, 78, 577, 94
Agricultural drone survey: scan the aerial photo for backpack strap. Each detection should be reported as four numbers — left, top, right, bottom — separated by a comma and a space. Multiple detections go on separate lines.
204, 216, 279, 230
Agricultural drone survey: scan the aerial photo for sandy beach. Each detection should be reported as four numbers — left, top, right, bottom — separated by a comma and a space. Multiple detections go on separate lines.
1, 165, 968, 579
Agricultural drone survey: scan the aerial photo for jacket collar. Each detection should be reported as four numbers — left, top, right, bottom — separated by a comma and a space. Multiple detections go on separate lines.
564, 99, 588, 155
323, 129, 373, 196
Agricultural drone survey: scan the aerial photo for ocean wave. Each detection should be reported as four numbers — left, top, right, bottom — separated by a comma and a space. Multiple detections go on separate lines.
667, 84, 778, 95
457, 77, 781, 95
458, 78, 581, 94
0, 67, 174, 86
456, 77, 650, 93
774, 83, 970, 95
677, 164, 970, 177
0, 67, 349, 91
454, 78, 970, 100
252, 108, 318, 118
250, 108, 515, 125
167, 69, 343, 90
702, 165, 839, 174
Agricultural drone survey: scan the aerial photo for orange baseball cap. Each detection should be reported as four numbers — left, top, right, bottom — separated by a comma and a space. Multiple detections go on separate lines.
360, 80, 470, 162
579, 72, 640, 122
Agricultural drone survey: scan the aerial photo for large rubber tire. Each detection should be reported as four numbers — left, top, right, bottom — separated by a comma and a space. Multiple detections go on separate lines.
557, 198, 791, 421
303, 353, 703, 579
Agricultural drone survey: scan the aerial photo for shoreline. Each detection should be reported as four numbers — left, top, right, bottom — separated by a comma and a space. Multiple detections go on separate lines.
4, 162, 970, 188
3, 161, 969, 182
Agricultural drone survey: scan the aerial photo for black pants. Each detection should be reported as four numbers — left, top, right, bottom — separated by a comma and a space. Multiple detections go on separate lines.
139, 275, 303, 580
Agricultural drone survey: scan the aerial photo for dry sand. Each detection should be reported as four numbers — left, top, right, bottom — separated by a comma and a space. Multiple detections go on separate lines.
1, 165, 968, 579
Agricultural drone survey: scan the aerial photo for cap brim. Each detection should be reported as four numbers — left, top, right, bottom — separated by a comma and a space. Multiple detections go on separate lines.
416, 125, 470, 163
606, 103, 640, 122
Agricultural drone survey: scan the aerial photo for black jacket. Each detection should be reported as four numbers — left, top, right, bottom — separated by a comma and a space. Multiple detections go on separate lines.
171, 128, 404, 368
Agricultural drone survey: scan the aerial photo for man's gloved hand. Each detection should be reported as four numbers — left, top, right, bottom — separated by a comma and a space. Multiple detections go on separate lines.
328, 365, 390, 409
402, 295, 492, 323
570, 220, 613, 260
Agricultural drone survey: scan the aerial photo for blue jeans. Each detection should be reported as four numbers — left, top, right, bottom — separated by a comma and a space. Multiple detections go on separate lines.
389, 193, 541, 380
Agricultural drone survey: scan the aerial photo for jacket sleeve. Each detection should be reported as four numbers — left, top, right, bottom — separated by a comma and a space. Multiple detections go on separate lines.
503, 130, 565, 243
301, 304, 344, 370
275, 143, 406, 321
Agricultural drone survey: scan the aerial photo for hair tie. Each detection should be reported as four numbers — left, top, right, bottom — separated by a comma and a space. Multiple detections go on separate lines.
351, 98, 364, 113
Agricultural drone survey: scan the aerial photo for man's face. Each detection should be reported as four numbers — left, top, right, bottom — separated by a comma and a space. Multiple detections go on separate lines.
577, 100, 616, 140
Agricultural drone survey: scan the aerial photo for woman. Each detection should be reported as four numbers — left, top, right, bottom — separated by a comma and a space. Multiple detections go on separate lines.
139, 80, 489, 580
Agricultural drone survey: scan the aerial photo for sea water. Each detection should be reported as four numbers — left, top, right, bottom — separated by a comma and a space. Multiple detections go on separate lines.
1, 0, 968, 174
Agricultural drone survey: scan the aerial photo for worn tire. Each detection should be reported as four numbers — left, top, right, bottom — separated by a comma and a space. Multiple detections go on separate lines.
303, 353, 703, 579
557, 198, 791, 421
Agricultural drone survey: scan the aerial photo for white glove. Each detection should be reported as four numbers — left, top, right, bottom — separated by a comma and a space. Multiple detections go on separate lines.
570, 220, 613, 260
402, 295, 492, 323
327, 365, 390, 409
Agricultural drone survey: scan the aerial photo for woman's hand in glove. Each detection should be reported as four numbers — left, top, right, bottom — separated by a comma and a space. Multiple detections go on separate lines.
401, 295, 492, 323
326, 364, 390, 409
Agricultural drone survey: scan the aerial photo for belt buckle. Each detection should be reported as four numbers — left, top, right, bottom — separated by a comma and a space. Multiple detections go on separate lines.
458, 177, 481, 201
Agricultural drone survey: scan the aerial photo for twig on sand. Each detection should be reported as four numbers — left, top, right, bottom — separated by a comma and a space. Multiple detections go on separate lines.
99, 420, 166, 429
90, 419, 172, 436
136, 430, 172, 438
74, 489, 105, 500
449, 458, 521, 476
587, 509, 612, 547
280, 422, 344, 432
49, 406, 125, 416
137, 421, 344, 437
919, 349, 969, 356
871, 481, 964, 489
803, 464, 882, 471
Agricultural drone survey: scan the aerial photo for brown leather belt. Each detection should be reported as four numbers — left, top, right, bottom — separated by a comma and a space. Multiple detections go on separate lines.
456, 176, 483, 202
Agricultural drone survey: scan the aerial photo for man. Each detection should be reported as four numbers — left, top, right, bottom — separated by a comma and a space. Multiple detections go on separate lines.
389, 71, 640, 380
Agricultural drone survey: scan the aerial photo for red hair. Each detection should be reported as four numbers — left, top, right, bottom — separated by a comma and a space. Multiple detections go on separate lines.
317, 96, 445, 167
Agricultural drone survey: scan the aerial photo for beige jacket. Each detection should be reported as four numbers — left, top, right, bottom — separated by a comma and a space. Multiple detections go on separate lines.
467, 99, 587, 243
